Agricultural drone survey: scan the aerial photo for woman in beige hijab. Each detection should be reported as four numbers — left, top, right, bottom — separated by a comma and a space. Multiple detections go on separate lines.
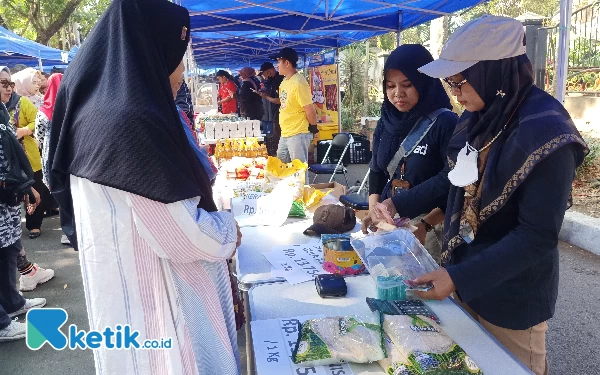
12, 68, 43, 108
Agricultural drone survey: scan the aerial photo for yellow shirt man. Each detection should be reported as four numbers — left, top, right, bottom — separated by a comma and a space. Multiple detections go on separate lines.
279, 73, 313, 138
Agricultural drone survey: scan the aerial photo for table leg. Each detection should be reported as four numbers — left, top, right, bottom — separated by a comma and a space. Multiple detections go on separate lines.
241, 286, 254, 375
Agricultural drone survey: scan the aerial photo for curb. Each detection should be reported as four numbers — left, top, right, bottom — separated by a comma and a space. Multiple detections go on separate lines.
559, 211, 600, 256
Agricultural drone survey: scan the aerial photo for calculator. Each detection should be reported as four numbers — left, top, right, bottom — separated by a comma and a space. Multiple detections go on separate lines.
393, 300, 440, 323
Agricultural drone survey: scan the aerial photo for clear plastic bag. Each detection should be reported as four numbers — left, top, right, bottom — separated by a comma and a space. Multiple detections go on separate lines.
351, 228, 439, 283
292, 314, 386, 367
379, 314, 483, 374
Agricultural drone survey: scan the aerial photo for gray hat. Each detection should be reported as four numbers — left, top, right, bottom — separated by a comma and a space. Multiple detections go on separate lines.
419, 15, 526, 79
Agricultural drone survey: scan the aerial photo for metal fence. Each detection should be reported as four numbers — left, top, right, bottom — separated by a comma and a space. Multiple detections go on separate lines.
543, 2, 600, 95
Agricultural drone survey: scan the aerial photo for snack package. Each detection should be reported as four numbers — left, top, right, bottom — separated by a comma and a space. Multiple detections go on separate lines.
292, 315, 386, 367
262, 157, 307, 199
379, 315, 483, 375
263, 157, 308, 216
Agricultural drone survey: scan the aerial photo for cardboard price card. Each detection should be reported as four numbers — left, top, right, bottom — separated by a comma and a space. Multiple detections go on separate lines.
235, 185, 296, 227
251, 316, 354, 375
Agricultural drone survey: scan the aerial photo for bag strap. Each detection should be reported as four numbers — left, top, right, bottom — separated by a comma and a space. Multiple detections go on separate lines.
386, 108, 450, 178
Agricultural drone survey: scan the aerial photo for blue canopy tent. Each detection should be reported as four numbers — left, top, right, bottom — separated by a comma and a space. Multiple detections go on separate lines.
0, 25, 69, 69
183, 0, 484, 69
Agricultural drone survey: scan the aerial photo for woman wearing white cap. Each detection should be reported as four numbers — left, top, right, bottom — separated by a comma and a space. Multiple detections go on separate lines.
391, 16, 587, 375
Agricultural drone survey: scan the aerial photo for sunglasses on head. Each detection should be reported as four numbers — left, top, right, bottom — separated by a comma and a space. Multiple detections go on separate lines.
443, 77, 467, 92
0, 80, 15, 89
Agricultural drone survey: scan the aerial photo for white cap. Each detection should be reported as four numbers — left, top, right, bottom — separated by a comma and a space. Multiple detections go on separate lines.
419, 15, 526, 79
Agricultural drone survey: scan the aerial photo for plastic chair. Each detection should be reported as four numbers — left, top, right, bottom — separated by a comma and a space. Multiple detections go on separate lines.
339, 170, 369, 211
308, 133, 351, 185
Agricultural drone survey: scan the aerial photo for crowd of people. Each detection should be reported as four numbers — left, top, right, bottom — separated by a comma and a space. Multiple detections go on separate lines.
0, 0, 591, 375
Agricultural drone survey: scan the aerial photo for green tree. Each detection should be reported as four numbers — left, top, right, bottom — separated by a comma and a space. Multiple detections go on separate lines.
0, 0, 111, 47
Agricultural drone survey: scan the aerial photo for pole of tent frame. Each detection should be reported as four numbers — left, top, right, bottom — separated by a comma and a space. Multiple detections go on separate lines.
555, 0, 573, 102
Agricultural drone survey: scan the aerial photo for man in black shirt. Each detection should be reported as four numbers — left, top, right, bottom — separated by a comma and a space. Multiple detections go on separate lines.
258, 62, 284, 155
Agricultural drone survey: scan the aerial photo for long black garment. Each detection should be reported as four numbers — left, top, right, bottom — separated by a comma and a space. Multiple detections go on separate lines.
48, 0, 216, 249
239, 79, 264, 120
25, 170, 51, 231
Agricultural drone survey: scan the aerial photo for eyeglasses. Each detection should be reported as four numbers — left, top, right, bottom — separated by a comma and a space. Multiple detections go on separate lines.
0, 80, 15, 89
443, 78, 467, 92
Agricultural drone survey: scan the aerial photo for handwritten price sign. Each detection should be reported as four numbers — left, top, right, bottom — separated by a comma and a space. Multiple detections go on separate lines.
251, 316, 354, 375
263, 244, 326, 284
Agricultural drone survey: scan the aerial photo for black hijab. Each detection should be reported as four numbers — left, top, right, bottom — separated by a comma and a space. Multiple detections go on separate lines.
372, 44, 452, 175
48, 0, 217, 249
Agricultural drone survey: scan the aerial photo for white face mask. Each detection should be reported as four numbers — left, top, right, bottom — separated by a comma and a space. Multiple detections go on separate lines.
448, 142, 479, 187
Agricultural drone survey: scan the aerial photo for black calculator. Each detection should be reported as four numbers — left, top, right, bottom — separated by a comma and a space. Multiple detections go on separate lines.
392, 300, 440, 323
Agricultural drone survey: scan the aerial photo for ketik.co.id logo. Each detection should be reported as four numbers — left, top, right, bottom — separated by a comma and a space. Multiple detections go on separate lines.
26, 308, 172, 350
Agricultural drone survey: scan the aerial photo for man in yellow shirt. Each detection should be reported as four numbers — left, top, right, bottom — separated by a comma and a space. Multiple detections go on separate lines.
270, 47, 318, 163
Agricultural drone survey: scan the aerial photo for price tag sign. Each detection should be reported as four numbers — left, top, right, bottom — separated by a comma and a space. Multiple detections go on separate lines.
236, 185, 296, 227
263, 244, 326, 284
230, 192, 267, 217
251, 316, 354, 375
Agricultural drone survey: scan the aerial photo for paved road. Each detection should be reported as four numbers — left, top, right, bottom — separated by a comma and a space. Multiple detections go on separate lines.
0, 198, 598, 375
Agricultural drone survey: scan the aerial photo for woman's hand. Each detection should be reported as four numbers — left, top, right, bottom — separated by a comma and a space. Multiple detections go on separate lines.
370, 199, 397, 227
16, 128, 31, 139
361, 213, 375, 234
413, 268, 456, 300
24, 188, 41, 215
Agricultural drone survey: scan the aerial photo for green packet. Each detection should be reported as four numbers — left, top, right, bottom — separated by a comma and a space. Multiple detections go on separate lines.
379, 314, 483, 375
292, 315, 387, 367
288, 200, 307, 217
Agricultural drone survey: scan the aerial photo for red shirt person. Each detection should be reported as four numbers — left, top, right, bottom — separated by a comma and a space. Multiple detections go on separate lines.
216, 70, 238, 114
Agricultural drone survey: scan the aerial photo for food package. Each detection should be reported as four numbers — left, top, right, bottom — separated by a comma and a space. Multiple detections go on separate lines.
321, 234, 365, 275
262, 157, 307, 201
292, 315, 386, 367
351, 229, 438, 289
379, 315, 483, 375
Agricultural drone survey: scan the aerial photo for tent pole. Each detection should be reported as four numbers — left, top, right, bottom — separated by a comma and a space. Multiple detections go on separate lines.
38, 58, 43, 72
396, 11, 403, 47
555, 0, 573, 102
336, 47, 341, 133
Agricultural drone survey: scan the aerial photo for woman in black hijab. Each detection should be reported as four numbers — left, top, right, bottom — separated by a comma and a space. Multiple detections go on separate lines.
48, 0, 241, 373
413, 16, 588, 375
362, 44, 458, 260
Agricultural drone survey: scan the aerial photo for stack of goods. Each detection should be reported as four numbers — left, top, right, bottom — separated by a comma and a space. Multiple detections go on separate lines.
214, 138, 268, 163
221, 157, 267, 181
202, 117, 262, 140
291, 312, 483, 374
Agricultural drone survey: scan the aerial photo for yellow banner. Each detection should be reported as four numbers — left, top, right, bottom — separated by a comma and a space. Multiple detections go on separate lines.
309, 64, 339, 128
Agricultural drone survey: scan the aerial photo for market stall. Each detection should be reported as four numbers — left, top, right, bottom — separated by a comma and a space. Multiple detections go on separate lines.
212, 156, 532, 375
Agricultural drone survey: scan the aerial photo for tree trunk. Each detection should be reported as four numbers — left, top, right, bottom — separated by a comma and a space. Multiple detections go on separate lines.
35, 0, 85, 45
0, 14, 7, 29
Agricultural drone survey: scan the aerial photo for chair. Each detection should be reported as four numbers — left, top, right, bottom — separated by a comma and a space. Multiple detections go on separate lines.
308, 133, 351, 186
339, 169, 369, 211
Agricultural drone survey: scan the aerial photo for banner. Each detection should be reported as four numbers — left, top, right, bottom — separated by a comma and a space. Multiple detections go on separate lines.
307, 50, 336, 67
309, 63, 339, 127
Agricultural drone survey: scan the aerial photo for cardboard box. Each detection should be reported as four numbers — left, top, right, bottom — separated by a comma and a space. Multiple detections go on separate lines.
305, 182, 346, 201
